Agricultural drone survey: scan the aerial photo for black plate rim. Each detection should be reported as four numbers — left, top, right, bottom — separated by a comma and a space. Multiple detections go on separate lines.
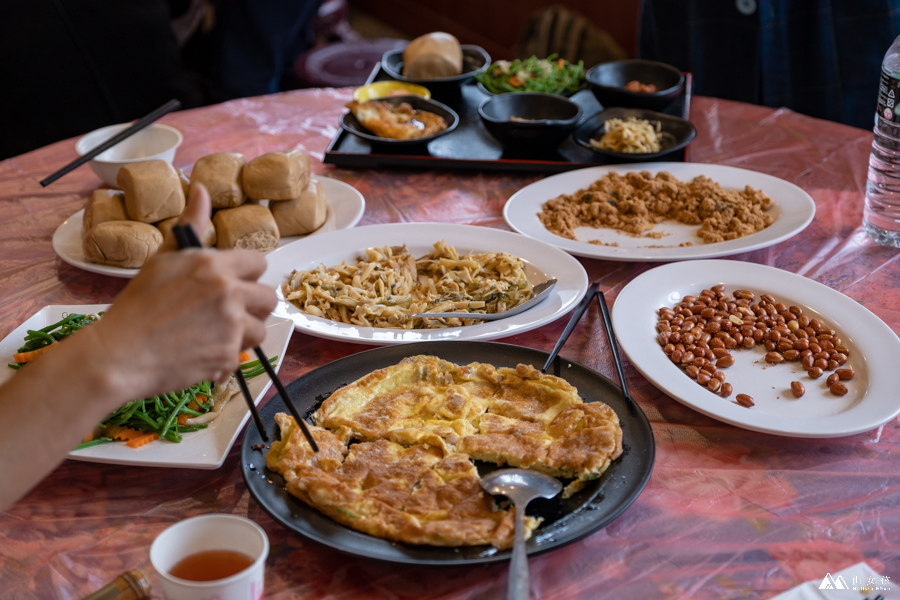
381, 45, 491, 85
573, 107, 697, 160
340, 95, 460, 146
240, 340, 655, 566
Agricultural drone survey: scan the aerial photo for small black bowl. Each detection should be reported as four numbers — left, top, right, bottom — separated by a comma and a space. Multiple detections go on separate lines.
340, 95, 459, 147
478, 93, 582, 149
573, 107, 697, 161
381, 45, 491, 87
585, 59, 685, 111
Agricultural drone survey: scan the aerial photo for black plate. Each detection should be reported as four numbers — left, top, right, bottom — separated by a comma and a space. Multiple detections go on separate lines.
573, 107, 697, 161
241, 341, 655, 566
381, 45, 491, 88
340, 95, 460, 147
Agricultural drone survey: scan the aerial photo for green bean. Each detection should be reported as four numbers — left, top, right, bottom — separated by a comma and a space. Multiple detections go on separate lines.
160, 393, 191, 438
74, 437, 113, 450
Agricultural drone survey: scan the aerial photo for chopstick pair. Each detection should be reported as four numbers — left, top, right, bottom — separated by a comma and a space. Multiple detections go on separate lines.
172, 223, 318, 452
540, 283, 635, 410
40, 98, 181, 187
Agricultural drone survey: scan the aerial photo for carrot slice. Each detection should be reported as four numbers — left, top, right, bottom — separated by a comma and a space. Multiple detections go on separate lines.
126, 432, 159, 448
13, 344, 56, 363
177, 414, 190, 425
239, 351, 252, 363
106, 425, 145, 441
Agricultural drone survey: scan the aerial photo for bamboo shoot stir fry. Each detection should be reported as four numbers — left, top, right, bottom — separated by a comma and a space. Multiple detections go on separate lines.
7, 313, 275, 449
282, 241, 532, 328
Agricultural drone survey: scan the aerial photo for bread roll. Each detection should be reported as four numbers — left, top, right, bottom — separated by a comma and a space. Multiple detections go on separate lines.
83, 220, 163, 268
213, 204, 280, 251
83, 189, 127, 234
270, 179, 328, 236
117, 160, 186, 223
156, 216, 217, 247
242, 150, 310, 201
402, 32, 463, 79
190, 152, 246, 209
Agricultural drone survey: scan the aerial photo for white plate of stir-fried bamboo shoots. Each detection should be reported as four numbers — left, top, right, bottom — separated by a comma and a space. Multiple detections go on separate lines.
261, 223, 589, 345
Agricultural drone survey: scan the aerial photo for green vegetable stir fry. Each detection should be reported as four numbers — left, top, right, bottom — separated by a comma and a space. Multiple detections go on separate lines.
8, 313, 100, 369
475, 54, 585, 95
6, 312, 274, 448
77, 357, 276, 449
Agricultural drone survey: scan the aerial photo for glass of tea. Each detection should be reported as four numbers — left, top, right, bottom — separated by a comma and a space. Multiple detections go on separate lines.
149, 513, 269, 600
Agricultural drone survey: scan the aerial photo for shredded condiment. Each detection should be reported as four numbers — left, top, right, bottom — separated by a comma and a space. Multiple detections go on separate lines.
282, 241, 531, 328
590, 117, 662, 154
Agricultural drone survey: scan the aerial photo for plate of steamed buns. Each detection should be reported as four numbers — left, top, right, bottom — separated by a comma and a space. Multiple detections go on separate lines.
53, 149, 365, 278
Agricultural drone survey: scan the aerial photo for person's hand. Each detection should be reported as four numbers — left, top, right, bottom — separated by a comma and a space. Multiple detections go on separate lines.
89, 183, 277, 398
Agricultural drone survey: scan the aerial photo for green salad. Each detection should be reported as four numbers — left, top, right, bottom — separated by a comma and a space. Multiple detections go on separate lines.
475, 54, 585, 95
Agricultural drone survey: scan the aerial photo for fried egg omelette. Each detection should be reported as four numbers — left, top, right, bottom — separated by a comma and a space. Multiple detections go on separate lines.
266, 355, 623, 549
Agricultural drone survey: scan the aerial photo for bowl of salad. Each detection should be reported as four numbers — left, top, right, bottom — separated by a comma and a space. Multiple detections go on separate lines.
475, 55, 585, 96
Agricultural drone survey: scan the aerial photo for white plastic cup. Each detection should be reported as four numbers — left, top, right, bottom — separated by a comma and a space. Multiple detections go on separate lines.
149, 514, 269, 600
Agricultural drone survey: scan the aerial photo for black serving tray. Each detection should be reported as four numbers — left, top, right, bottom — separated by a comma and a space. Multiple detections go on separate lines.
324, 65, 692, 173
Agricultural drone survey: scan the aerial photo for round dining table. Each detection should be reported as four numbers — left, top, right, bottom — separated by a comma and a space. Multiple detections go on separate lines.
1, 87, 898, 600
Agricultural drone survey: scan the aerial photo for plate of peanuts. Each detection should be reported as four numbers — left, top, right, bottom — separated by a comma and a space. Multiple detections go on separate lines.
612, 259, 900, 437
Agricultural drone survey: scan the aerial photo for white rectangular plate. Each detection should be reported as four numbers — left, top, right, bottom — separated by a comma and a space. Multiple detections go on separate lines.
0, 305, 293, 468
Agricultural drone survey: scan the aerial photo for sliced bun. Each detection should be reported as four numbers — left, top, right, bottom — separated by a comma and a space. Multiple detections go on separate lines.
270, 179, 329, 236
177, 167, 191, 199
190, 152, 246, 209
403, 32, 463, 79
242, 150, 310, 201
213, 204, 280, 251
116, 160, 186, 223
83, 220, 164, 268
83, 189, 127, 234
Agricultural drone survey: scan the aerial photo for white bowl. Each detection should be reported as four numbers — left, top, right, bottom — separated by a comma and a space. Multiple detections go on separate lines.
75, 122, 182, 186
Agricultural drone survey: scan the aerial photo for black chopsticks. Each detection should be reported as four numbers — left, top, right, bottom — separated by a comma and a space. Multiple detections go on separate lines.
172, 223, 318, 452
40, 98, 181, 187
541, 281, 600, 373
596, 290, 636, 414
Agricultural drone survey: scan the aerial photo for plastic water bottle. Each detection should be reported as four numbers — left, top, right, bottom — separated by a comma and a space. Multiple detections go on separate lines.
865, 35, 900, 247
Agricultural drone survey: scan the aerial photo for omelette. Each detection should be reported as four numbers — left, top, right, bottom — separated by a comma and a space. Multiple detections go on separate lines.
266, 355, 623, 549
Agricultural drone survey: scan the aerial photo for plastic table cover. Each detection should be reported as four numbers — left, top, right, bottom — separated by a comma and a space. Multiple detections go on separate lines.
0, 87, 898, 600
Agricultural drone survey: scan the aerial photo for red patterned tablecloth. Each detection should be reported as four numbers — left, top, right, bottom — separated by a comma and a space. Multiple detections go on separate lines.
0, 88, 898, 599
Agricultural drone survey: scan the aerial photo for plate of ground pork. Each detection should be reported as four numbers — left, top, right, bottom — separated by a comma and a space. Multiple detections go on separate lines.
503, 163, 815, 262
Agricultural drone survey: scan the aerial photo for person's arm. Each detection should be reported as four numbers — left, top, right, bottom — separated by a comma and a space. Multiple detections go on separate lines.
0, 184, 276, 510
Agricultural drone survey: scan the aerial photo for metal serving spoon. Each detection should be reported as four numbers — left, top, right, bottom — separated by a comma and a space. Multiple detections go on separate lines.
412, 278, 557, 321
481, 468, 563, 600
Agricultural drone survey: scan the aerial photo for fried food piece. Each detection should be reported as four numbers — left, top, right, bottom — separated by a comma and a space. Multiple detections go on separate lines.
267, 355, 624, 548
346, 100, 448, 140
314, 356, 623, 496
267, 413, 531, 548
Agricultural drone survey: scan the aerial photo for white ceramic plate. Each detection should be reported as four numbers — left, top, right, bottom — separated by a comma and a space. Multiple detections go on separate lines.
503, 163, 816, 262
262, 223, 590, 345
612, 260, 900, 437
0, 306, 294, 468
52, 176, 366, 278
